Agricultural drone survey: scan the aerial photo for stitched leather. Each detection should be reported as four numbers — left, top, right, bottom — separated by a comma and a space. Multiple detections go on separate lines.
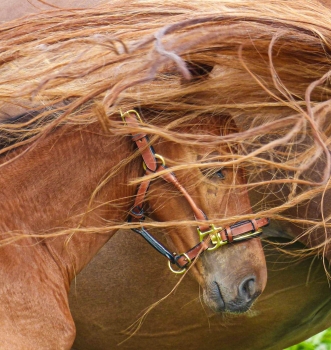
175, 218, 269, 268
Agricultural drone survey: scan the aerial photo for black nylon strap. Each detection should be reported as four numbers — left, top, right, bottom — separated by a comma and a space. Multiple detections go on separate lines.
132, 227, 176, 264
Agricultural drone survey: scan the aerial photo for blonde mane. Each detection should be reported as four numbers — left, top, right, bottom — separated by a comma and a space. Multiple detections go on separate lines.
1, 0, 331, 258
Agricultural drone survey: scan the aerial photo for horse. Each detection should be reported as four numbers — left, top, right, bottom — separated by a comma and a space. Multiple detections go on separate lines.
55, 0, 331, 348
0, 1, 271, 349
2, 0, 331, 349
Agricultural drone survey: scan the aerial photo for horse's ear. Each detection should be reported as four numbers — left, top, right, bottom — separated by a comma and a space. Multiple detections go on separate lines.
185, 62, 214, 81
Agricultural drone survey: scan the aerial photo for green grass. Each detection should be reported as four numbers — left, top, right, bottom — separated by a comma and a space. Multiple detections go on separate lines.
285, 329, 331, 350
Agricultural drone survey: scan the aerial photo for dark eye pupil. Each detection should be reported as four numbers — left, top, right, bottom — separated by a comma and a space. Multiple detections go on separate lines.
215, 169, 225, 179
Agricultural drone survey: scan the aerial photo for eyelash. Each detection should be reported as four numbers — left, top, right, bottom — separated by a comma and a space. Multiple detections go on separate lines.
201, 167, 225, 179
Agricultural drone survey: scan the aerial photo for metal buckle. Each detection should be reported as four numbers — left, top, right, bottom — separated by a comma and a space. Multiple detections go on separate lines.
180, 253, 192, 265
197, 224, 228, 251
120, 109, 143, 124
142, 153, 166, 171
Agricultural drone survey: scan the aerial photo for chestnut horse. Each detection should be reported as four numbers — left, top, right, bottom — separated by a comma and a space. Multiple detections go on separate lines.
0, 76, 267, 349
3, 0, 331, 349
0, 2, 271, 349
0, 95, 269, 348
58, 0, 331, 349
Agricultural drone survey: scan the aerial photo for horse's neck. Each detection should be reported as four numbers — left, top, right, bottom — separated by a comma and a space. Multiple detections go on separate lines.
0, 123, 139, 284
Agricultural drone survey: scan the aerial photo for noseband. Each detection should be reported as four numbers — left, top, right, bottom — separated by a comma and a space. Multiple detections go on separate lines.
122, 110, 269, 274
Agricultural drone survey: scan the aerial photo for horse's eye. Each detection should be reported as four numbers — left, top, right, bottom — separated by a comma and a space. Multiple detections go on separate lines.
201, 167, 225, 180
215, 169, 225, 179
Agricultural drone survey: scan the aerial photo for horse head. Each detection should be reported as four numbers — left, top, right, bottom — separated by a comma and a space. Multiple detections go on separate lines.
123, 110, 268, 313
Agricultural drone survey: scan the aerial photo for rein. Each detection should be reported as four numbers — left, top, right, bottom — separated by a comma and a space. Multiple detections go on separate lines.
122, 110, 269, 274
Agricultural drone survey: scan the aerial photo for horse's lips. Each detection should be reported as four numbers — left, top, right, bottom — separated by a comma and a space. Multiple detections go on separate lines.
203, 281, 226, 312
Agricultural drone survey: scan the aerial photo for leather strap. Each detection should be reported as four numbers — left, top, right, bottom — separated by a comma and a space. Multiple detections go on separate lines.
175, 218, 269, 269
224, 218, 269, 242
124, 114, 157, 172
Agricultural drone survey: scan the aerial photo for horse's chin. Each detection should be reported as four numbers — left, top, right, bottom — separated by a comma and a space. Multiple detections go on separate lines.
202, 282, 260, 314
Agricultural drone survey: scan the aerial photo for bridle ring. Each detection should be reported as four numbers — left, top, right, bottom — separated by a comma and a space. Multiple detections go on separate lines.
167, 261, 186, 274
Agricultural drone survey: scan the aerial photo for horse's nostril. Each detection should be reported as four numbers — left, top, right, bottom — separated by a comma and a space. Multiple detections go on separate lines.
238, 277, 257, 301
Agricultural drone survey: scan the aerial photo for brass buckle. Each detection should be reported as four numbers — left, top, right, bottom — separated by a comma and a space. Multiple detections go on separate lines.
197, 224, 228, 251
120, 109, 143, 124
181, 253, 192, 265
142, 154, 166, 171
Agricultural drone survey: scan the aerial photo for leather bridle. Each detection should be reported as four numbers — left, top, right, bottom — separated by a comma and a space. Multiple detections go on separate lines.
122, 110, 269, 274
